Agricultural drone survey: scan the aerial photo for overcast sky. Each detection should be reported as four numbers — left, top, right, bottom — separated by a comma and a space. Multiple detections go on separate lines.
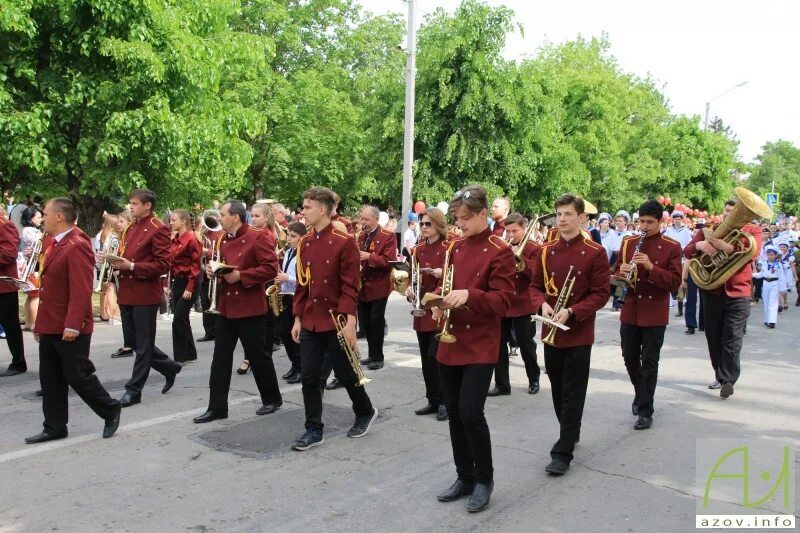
358, 0, 799, 163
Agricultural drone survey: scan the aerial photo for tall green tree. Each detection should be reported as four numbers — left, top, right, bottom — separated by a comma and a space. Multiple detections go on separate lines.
747, 140, 800, 215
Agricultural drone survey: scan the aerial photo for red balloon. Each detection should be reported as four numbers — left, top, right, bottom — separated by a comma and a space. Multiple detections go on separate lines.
657, 195, 665, 205
413, 201, 426, 214
664, 197, 672, 206
662, 211, 671, 220
694, 209, 701, 217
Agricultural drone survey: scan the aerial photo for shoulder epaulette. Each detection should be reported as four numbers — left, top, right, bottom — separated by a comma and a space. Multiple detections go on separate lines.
249, 225, 265, 232
380, 228, 393, 236
660, 234, 680, 247
582, 236, 604, 251
149, 217, 164, 228
488, 234, 508, 250
332, 229, 350, 240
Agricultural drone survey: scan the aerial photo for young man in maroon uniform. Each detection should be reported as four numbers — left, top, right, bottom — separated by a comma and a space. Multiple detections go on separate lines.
530, 194, 610, 476
683, 198, 763, 398
168, 209, 201, 364
0, 206, 26, 377
109, 189, 181, 407
26, 198, 120, 444
357, 205, 397, 370
291, 187, 377, 451
488, 213, 542, 396
194, 200, 283, 422
613, 200, 682, 430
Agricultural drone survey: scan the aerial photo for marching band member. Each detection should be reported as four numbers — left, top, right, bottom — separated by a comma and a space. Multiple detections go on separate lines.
406, 208, 449, 420
530, 194, 610, 476
488, 212, 541, 396
0, 204, 27, 377
196, 210, 224, 343
168, 209, 201, 364
26, 198, 121, 443
612, 200, 681, 430
430, 185, 514, 513
275, 221, 306, 384
357, 205, 397, 370
291, 187, 377, 450
108, 189, 182, 407
490, 197, 510, 237
194, 200, 284, 422
752, 245, 786, 329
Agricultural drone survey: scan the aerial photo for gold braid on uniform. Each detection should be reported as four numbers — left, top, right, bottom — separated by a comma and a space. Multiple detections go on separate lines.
118, 222, 132, 256
541, 246, 559, 297
295, 234, 311, 287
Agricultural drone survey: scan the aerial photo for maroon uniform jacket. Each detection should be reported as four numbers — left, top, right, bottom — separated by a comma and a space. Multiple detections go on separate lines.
613, 233, 682, 327
683, 223, 762, 299
530, 233, 610, 348
507, 240, 540, 318
411, 239, 449, 333
436, 228, 515, 366
293, 222, 360, 333
357, 224, 397, 302
333, 214, 353, 234
117, 214, 171, 306
170, 231, 202, 293
492, 219, 506, 237
0, 217, 20, 294
34, 229, 94, 335
215, 224, 278, 319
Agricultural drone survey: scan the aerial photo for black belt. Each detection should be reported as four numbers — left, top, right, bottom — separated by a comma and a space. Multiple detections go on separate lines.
763, 278, 778, 282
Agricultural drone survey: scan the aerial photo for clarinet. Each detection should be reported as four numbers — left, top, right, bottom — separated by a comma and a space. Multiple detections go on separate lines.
618, 231, 646, 304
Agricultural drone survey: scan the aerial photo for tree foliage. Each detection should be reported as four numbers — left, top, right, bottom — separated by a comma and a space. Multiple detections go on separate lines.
746, 140, 800, 215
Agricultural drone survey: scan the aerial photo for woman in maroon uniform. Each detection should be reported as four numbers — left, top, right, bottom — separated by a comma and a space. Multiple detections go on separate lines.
169, 209, 201, 364
430, 185, 515, 513
406, 208, 450, 421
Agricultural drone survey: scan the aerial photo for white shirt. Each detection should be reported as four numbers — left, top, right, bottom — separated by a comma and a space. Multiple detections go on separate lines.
403, 227, 419, 253
598, 229, 619, 261
663, 225, 692, 249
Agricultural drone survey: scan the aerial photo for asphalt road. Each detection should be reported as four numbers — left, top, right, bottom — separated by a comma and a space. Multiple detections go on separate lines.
1, 295, 798, 532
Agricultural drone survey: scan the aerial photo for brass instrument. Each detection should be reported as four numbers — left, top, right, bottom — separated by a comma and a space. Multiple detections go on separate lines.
329, 310, 370, 386
391, 267, 409, 295
202, 209, 223, 315
540, 266, 576, 347
409, 252, 424, 317
95, 233, 119, 293
20, 234, 43, 290
512, 215, 540, 272
688, 187, 773, 290
266, 279, 283, 317
610, 231, 645, 303
435, 247, 456, 344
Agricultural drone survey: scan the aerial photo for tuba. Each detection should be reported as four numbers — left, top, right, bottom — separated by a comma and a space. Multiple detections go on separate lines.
688, 187, 772, 291
329, 310, 370, 386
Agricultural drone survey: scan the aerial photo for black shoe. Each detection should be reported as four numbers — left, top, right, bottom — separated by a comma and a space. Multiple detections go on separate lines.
356, 331, 366, 339
103, 407, 121, 438
347, 408, 378, 438
237, 360, 250, 375
162, 365, 181, 394
0, 368, 25, 377
675, 311, 683, 317
193, 410, 227, 423
545, 458, 570, 475
110, 347, 133, 358
119, 392, 140, 408
634, 415, 653, 430
292, 429, 324, 451
632, 402, 639, 416
415, 403, 437, 416
281, 368, 295, 379
325, 378, 342, 390
196, 335, 214, 342
708, 380, 721, 390
286, 372, 302, 384
685, 327, 695, 335
436, 479, 475, 502
436, 404, 449, 421
487, 386, 510, 397
367, 361, 384, 370
528, 381, 540, 395
25, 430, 67, 444
256, 400, 282, 416
767, 323, 775, 329
34, 389, 43, 397
359, 357, 372, 366
720, 383, 734, 398
466, 482, 493, 513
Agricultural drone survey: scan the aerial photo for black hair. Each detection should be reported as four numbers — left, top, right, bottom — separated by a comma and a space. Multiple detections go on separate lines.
21, 206, 43, 228
224, 200, 247, 224
638, 199, 664, 220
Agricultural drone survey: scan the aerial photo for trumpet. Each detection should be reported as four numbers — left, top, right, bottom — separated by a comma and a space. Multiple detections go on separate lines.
94, 234, 119, 293
329, 310, 370, 386
610, 231, 645, 304
512, 215, 540, 272
206, 236, 223, 315
435, 247, 457, 344
409, 253, 425, 317
539, 265, 576, 347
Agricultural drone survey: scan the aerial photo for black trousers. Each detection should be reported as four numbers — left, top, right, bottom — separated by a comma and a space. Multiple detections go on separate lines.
545, 344, 591, 463
39, 334, 119, 434
299, 329, 373, 431
120, 304, 180, 397
438, 362, 494, 484
494, 315, 540, 390
357, 297, 388, 362
752, 277, 763, 302
276, 295, 299, 370
685, 274, 705, 330
0, 291, 25, 371
170, 277, 198, 363
199, 278, 217, 338
416, 331, 441, 405
620, 323, 665, 417
209, 314, 282, 414
702, 292, 749, 385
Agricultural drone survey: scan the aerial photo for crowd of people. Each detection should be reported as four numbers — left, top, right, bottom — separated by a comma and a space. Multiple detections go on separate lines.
0, 185, 794, 514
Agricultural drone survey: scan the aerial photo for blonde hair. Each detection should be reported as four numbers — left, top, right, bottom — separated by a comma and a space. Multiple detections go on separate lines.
421, 207, 448, 242
100, 214, 119, 243
251, 202, 277, 234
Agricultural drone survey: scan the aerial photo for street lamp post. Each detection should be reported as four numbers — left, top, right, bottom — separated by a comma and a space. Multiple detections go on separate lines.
399, 0, 417, 241
704, 81, 748, 130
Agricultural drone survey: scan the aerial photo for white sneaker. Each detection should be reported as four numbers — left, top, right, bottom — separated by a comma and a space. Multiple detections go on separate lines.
159, 314, 171, 321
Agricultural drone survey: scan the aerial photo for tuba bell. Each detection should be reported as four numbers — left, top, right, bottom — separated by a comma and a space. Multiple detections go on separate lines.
201, 209, 222, 233
391, 268, 410, 295
687, 187, 772, 291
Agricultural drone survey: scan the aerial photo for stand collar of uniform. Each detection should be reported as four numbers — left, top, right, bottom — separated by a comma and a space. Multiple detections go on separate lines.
135, 213, 154, 224
313, 221, 333, 238
558, 230, 582, 245
173, 229, 193, 245
466, 227, 492, 241
227, 223, 248, 239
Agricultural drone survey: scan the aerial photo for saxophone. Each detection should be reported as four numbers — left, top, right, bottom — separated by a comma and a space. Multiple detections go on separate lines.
330, 310, 370, 386
266, 279, 283, 317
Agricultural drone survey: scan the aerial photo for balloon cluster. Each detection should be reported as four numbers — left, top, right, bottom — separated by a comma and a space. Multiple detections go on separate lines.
657, 195, 717, 221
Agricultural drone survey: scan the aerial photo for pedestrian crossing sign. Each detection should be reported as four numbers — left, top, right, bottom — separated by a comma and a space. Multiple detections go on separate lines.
765, 193, 779, 215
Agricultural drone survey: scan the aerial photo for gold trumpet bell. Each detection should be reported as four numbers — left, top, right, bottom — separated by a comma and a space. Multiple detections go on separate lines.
436, 331, 457, 344
391, 268, 410, 295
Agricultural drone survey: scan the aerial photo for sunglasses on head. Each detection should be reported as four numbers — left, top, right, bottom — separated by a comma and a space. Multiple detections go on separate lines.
453, 190, 472, 200
420, 221, 433, 227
